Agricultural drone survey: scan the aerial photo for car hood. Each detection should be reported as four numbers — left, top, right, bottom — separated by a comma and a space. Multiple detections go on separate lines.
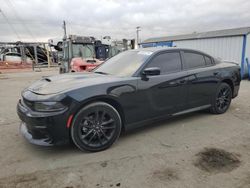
27, 72, 123, 95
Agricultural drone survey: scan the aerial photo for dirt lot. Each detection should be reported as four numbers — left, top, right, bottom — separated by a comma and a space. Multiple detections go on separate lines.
0, 69, 250, 188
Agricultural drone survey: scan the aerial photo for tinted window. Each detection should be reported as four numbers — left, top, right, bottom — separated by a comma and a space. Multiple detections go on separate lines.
146, 52, 182, 74
204, 56, 213, 65
94, 50, 151, 76
184, 52, 206, 69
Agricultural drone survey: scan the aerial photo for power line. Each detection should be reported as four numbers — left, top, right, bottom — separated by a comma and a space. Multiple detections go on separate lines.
5, 0, 37, 41
0, 7, 21, 40
0, 21, 54, 24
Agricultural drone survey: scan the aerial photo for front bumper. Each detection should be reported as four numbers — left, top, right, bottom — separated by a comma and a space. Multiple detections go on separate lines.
17, 99, 71, 146
20, 121, 53, 146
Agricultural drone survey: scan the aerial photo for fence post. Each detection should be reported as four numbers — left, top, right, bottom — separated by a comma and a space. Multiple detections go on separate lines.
43, 44, 50, 68
33, 45, 38, 71
246, 58, 250, 80
19, 45, 27, 64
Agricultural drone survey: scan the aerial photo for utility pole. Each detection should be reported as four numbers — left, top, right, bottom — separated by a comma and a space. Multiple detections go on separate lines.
136, 26, 141, 47
63, 20, 67, 41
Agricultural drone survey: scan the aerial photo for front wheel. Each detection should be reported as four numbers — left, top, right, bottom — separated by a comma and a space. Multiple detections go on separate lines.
210, 83, 232, 114
71, 102, 122, 152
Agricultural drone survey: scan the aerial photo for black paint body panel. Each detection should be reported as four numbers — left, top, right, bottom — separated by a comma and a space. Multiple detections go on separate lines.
16, 48, 241, 145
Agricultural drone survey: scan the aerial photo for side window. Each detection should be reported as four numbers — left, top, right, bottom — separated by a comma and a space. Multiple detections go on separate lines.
146, 52, 182, 74
204, 55, 213, 65
183, 52, 206, 69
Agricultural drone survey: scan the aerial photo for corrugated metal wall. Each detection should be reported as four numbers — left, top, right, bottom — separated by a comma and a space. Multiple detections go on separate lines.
245, 34, 250, 62
173, 36, 243, 64
141, 41, 173, 48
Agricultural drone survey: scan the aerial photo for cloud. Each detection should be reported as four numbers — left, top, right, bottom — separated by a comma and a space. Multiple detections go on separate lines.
0, 0, 249, 42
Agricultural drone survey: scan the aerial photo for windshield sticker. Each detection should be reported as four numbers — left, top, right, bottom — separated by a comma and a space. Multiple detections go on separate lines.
137, 51, 153, 56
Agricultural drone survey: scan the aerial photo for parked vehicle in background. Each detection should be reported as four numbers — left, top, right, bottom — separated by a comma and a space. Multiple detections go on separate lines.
49, 35, 135, 73
70, 57, 103, 72
17, 47, 241, 152
1, 44, 50, 64
3, 52, 33, 64
66, 39, 104, 72
54, 35, 98, 73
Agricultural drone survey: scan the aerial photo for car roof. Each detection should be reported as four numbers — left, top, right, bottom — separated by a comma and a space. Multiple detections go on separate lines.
132, 47, 213, 57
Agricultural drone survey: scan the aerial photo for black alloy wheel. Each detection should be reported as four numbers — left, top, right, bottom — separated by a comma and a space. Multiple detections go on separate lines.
210, 83, 232, 114
71, 102, 122, 152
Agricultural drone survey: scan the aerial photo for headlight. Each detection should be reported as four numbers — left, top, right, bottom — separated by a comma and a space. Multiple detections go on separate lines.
33, 101, 66, 112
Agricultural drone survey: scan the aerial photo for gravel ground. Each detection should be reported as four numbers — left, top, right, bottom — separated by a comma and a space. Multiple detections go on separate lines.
0, 69, 250, 188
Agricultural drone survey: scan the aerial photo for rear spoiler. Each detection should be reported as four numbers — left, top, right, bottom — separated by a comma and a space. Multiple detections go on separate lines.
222, 60, 238, 65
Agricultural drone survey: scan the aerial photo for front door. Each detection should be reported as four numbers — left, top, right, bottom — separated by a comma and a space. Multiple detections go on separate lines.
137, 51, 188, 118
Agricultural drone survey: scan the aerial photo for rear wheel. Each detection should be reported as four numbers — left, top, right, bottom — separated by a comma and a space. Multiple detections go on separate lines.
210, 83, 232, 114
71, 102, 122, 152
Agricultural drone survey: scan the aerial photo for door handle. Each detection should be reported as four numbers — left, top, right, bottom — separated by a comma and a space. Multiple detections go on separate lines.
169, 81, 177, 85
178, 79, 186, 84
169, 79, 186, 86
213, 72, 219, 76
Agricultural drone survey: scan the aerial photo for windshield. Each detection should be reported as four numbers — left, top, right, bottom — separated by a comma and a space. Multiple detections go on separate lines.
72, 44, 94, 58
94, 50, 152, 76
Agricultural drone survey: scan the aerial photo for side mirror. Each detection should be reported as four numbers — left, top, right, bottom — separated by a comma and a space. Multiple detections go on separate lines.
141, 67, 161, 81
142, 67, 160, 76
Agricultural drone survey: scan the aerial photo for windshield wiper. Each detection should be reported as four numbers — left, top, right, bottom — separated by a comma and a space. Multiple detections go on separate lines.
94, 71, 109, 75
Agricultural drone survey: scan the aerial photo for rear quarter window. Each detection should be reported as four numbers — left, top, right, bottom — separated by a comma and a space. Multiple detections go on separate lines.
184, 52, 206, 69
204, 56, 213, 65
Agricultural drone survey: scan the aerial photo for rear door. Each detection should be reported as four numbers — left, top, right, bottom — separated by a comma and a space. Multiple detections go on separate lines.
137, 50, 189, 118
181, 50, 218, 108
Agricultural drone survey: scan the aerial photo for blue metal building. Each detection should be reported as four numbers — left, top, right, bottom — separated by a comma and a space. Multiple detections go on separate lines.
141, 27, 250, 77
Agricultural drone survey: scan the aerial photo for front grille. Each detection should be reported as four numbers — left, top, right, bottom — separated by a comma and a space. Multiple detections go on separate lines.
22, 98, 34, 110
26, 124, 49, 139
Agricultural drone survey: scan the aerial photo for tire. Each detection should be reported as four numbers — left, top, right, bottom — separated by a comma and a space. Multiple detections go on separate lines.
71, 102, 122, 152
210, 83, 232, 114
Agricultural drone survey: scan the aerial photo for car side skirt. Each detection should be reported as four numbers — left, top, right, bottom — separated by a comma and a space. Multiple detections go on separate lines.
172, 104, 211, 116
125, 104, 211, 131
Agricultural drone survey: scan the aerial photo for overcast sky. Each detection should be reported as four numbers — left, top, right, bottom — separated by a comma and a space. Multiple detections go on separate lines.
0, 0, 249, 42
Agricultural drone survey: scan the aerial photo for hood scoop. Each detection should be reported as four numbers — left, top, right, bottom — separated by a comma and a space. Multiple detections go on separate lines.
27, 72, 109, 95
43, 77, 51, 82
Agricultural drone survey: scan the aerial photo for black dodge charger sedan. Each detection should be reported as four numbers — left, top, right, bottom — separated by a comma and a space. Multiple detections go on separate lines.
17, 47, 241, 152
